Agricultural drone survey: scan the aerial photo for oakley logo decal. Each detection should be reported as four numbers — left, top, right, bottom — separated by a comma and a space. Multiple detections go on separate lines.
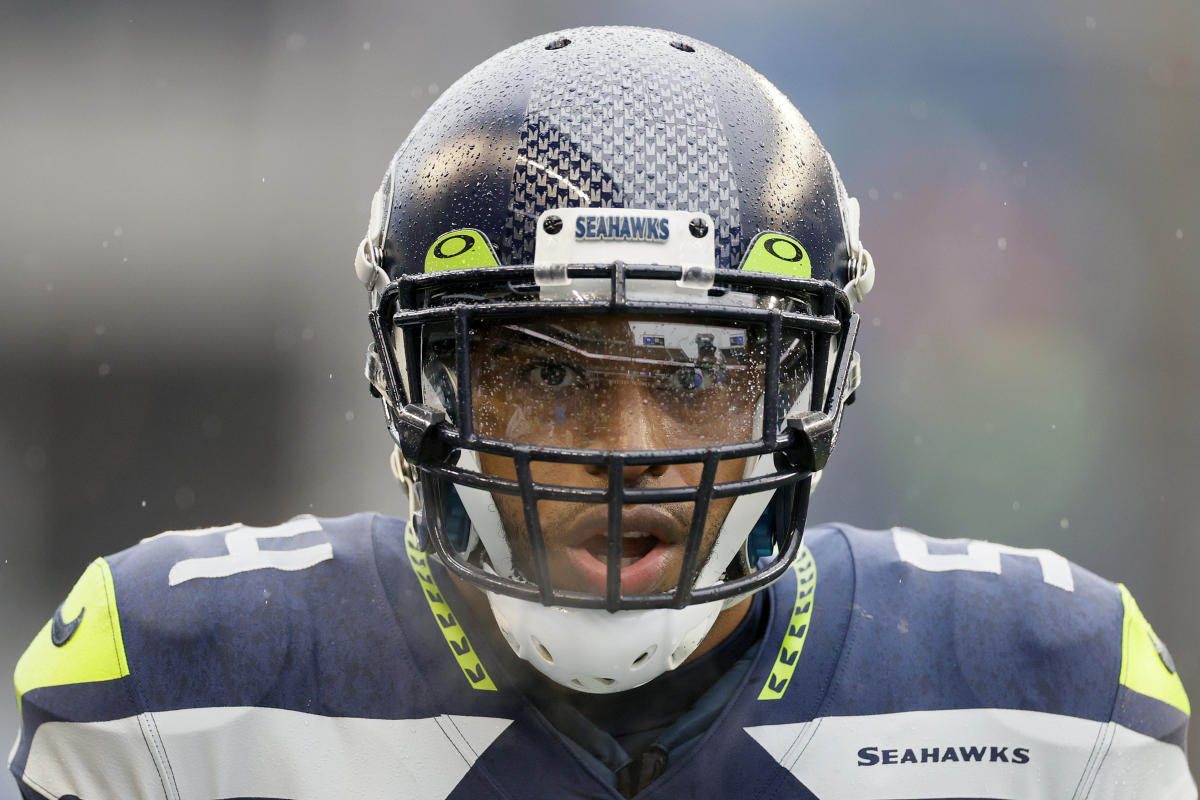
433, 233, 475, 259
424, 228, 501, 272
762, 237, 805, 262
740, 231, 811, 278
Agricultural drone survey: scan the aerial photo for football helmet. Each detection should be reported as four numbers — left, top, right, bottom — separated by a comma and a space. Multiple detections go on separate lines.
355, 26, 873, 692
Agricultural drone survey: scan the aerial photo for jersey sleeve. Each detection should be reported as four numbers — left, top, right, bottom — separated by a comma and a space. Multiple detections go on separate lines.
827, 525, 1196, 798
1090, 584, 1195, 799
8, 558, 169, 800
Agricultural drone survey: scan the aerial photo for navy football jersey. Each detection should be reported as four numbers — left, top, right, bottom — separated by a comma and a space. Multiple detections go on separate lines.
9, 514, 1196, 799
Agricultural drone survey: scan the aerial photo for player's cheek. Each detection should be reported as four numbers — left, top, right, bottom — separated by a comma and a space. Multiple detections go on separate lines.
479, 452, 518, 481
492, 494, 578, 577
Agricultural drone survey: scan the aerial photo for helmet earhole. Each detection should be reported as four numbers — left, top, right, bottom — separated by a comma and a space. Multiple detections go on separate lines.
533, 638, 554, 664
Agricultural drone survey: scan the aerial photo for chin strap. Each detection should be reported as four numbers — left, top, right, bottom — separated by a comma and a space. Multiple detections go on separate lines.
484, 590, 724, 694
391, 441, 732, 693
390, 442, 776, 691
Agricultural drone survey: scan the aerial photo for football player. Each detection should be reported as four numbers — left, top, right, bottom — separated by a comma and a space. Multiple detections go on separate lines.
9, 26, 1195, 799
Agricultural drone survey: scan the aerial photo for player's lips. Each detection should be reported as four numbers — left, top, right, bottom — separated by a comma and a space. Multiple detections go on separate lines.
560, 506, 686, 595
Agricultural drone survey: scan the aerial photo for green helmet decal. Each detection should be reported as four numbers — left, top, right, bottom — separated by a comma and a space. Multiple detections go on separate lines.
740, 232, 812, 278
424, 229, 501, 272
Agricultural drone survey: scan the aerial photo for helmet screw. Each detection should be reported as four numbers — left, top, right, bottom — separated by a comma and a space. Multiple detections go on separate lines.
543, 215, 563, 234
689, 217, 709, 238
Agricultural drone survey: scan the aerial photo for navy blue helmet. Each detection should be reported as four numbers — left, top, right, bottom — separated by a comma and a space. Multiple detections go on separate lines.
355, 25, 873, 691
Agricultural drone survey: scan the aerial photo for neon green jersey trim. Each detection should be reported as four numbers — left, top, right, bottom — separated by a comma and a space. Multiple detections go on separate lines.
758, 546, 816, 700
404, 523, 497, 691
424, 229, 501, 272
740, 232, 812, 278
1117, 583, 1190, 715
14, 558, 129, 708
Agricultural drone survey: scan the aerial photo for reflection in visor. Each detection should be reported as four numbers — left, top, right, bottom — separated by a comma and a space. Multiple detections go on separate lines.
422, 315, 811, 450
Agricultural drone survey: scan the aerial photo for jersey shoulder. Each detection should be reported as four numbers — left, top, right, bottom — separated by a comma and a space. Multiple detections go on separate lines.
9, 513, 535, 800
108, 512, 378, 632
10, 513, 406, 798
810, 524, 1189, 741
13, 512, 389, 716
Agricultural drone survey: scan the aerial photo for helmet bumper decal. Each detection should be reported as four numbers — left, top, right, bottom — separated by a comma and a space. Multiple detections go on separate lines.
533, 208, 715, 270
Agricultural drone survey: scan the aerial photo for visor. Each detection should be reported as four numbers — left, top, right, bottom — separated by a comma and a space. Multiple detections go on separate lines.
422, 314, 812, 451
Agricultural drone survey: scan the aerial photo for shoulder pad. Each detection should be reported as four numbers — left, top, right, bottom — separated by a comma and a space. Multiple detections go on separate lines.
821, 525, 1125, 722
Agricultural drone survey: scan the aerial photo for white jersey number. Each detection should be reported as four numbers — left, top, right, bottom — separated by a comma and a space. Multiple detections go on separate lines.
157, 517, 334, 587
892, 528, 1074, 592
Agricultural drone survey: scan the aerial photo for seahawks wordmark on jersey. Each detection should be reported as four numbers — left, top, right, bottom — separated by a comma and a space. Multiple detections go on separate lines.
10, 514, 1195, 799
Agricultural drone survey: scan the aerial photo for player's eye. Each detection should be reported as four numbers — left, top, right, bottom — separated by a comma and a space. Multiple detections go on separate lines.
528, 361, 579, 389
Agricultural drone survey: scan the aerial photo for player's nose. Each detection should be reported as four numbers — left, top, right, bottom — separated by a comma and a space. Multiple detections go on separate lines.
583, 384, 669, 480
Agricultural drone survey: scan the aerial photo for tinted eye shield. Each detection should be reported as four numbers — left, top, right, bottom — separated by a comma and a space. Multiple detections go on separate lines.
448, 317, 771, 450
367, 262, 860, 610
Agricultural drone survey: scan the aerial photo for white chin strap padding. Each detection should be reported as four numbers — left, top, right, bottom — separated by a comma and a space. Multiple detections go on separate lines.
486, 591, 723, 694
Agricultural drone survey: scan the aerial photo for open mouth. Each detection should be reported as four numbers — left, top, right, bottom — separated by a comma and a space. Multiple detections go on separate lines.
566, 531, 676, 595
554, 505, 688, 596
582, 531, 659, 567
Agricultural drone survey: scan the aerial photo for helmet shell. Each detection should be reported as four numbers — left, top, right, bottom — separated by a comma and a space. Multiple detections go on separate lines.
379, 26, 850, 283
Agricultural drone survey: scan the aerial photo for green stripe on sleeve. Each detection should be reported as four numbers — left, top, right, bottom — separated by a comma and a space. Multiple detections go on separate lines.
758, 546, 816, 700
404, 523, 497, 691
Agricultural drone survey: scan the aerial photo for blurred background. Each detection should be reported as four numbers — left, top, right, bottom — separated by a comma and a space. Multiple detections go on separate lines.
2, 0, 1197, 787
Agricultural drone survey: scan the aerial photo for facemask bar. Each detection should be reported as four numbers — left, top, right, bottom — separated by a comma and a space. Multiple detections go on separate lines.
368, 261, 858, 611
414, 454, 812, 611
